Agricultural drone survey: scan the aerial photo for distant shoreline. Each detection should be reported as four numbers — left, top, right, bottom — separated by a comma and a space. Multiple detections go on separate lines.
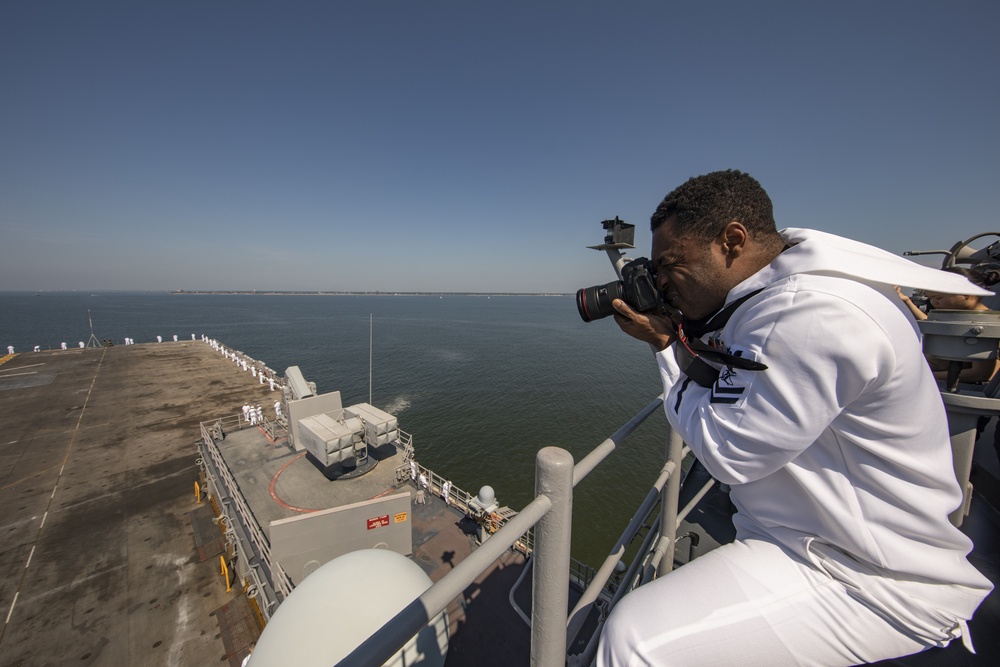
169, 290, 571, 297
0, 290, 571, 297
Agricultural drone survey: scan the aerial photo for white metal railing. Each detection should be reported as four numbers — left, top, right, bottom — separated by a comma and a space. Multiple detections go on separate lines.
337, 393, 697, 667
198, 417, 292, 616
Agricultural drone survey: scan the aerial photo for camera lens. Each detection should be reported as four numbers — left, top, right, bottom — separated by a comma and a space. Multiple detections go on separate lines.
576, 281, 625, 322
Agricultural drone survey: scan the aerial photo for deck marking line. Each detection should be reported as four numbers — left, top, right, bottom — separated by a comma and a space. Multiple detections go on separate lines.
4, 592, 17, 624
59, 347, 106, 471
25, 546, 35, 570
269, 452, 319, 513
1, 463, 65, 491
50, 485, 57, 499
0, 348, 105, 648
3, 441, 16, 445
0, 372, 38, 378
0, 362, 45, 372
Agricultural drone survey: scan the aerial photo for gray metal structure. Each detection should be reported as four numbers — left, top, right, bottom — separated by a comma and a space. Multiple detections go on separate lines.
284, 368, 401, 472
919, 308, 1000, 525
270, 491, 412, 585
198, 416, 293, 620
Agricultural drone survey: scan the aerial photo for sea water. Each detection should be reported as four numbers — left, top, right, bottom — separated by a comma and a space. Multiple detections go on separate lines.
0, 291, 668, 567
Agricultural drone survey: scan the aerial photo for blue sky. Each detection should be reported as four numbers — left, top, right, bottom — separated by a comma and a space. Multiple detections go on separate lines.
1, 1, 998, 292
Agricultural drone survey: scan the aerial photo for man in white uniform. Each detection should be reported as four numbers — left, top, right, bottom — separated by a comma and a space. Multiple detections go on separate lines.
599, 170, 992, 665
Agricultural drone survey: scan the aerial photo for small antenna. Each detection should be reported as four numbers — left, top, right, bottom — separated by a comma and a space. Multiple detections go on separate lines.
369, 314, 373, 405
86, 309, 101, 348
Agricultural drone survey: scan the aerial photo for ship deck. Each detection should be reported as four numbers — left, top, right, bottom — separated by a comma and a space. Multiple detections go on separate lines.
213, 404, 536, 665
0, 342, 533, 667
0, 342, 265, 666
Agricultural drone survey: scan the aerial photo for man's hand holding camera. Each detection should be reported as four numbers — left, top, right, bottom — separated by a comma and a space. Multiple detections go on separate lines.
611, 299, 679, 352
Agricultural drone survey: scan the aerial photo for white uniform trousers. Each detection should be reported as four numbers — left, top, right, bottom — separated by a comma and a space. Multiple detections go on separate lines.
598, 538, 968, 667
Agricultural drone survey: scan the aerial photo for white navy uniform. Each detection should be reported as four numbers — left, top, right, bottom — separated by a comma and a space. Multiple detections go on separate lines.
599, 228, 993, 666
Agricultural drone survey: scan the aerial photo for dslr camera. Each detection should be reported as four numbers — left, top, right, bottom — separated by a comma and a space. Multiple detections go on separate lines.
576, 217, 662, 322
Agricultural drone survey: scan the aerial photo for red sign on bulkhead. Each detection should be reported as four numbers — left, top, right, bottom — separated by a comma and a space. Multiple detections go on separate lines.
367, 514, 390, 530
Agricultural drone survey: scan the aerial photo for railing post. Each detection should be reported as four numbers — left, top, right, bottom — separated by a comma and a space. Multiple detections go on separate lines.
532, 446, 574, 666
656, 426, 684, 576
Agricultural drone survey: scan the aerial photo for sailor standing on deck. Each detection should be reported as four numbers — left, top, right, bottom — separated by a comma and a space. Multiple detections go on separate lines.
6, 345, 12, 355
274, 400, 282, 419
599, 170, 992, 666
256, 405, 263, 424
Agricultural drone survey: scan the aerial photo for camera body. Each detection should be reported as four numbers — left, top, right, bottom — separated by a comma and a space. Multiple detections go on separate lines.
577, 257, 661, 322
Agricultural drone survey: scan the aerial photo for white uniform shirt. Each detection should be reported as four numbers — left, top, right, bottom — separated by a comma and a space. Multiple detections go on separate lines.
657, 228, 992, 619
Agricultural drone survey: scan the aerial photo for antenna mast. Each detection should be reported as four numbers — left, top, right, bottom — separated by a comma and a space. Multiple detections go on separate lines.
86, 309, 101, 348
369, 314, 373, 404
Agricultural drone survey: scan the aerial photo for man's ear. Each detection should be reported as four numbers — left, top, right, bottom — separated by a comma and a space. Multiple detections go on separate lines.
718, 221, 749, 258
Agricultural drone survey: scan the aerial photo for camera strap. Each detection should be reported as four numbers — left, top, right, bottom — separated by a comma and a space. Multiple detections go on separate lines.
674, 289, 768, 388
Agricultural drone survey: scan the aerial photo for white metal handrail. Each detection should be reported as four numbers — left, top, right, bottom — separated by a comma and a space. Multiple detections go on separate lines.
198, 419, 290, 614
337, 394, 683, 667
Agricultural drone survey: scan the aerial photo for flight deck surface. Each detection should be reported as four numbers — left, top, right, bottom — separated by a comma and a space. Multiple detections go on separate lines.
0, 342, 531, 666
0, 342, 274, 665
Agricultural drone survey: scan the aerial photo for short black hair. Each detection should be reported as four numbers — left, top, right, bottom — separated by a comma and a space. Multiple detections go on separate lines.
944, 265, 1000, 289
651, 170, 779, 243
